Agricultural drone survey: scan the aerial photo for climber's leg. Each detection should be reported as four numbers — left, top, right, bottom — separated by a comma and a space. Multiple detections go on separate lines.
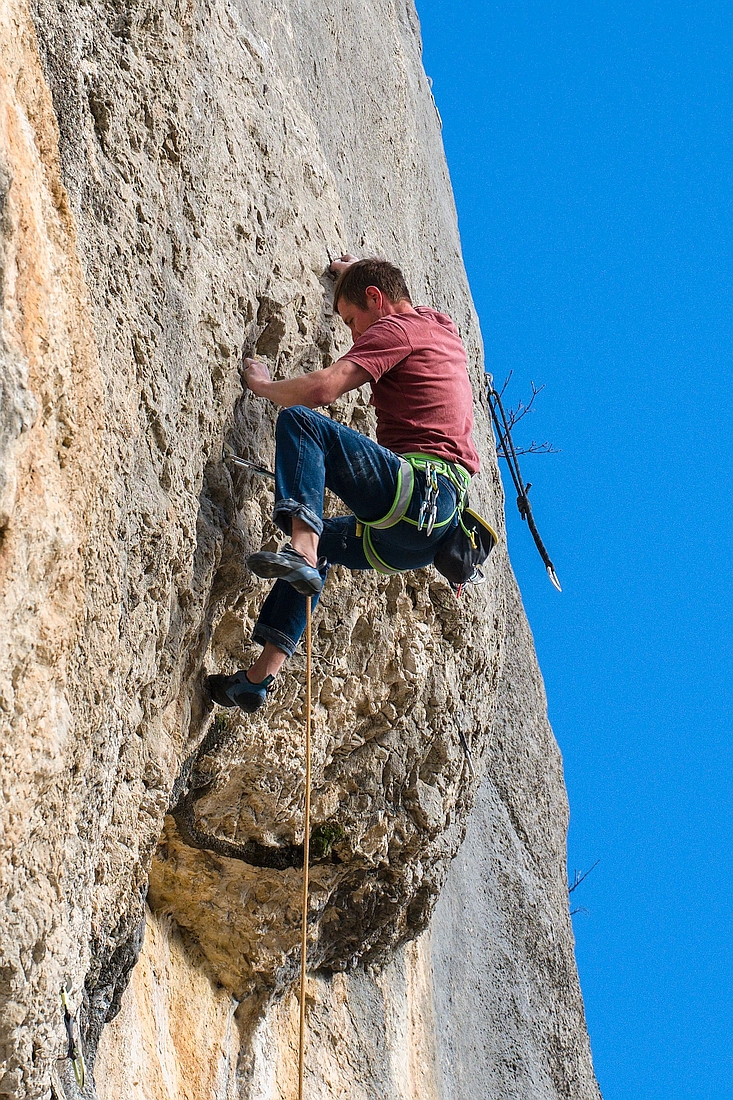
247, 406, 402, 596
206, 514, 364, 710
246, 641, 289, 683
249, 516, 366, 659
269, 405, 402, 537
207, 409, 404, 711
290, 518, 319, 568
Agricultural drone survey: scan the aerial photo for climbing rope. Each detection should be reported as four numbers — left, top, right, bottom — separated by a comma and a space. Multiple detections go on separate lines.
298, 595, 313, 1100
485, 373, 562, 591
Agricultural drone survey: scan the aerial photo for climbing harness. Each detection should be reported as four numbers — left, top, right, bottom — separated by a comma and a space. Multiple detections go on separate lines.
485, 372, 562, 592
356, 455, 416, 542
356, 453, 471, 575
356, 453, 497, 592
298, 596, 313, 1100
60, 986, 85, 1089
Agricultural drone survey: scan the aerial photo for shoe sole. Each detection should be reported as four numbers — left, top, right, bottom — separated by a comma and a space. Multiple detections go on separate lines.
247, 552, 323, 596
232, 694, 265, 713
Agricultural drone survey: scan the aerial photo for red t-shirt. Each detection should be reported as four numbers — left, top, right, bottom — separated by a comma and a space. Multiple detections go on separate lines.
343, 306, 480, 475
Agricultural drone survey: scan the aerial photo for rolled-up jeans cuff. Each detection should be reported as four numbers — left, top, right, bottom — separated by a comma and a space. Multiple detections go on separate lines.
251, 623, 299, 658
273, 498, 323, 538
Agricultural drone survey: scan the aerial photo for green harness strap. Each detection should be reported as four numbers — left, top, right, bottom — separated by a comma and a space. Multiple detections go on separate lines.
356, 453, 472, 575
363, 457, 415, 530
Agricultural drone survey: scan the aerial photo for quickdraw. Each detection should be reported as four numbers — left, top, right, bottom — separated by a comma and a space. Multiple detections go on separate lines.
485, 373, 562, 592
61, 985, 86, 1089
223, 444, 276, 481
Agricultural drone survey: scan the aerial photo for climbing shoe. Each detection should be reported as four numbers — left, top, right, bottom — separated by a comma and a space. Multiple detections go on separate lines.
246, 544, 324, 596
205, 670, 274, 713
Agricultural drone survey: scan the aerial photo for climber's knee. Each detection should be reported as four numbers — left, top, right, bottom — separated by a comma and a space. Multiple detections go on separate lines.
276, 404, 313, 432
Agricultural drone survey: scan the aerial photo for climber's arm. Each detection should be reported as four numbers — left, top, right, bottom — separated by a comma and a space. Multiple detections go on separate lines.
243, 356, 370, 408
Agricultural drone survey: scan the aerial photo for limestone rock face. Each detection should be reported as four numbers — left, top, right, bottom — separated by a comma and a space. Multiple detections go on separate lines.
0, 1, 600, 1098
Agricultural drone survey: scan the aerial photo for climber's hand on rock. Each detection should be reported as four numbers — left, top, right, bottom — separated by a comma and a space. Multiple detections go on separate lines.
329, 253, 359, 277
242, 358, 271, 395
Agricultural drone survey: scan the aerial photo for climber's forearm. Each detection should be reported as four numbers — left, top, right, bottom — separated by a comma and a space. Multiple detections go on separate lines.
247, 372, 328, 408
243, 357, 370, 408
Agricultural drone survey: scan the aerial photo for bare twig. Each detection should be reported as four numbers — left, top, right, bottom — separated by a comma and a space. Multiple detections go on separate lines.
501, 375, 544, 428
568, 860, 600, 894
493, 374, 560, 458
506, 439, 560, 456
497, 370, 514, 398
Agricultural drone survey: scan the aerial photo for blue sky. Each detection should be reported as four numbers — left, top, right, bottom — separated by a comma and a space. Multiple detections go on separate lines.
414, 2, 733, 1097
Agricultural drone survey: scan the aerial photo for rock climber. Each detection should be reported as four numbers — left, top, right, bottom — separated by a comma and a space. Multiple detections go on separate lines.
206, 255, 480, 712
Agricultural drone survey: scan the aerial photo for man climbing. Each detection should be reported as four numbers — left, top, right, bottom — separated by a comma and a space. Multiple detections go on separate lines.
206, 255, 480, 712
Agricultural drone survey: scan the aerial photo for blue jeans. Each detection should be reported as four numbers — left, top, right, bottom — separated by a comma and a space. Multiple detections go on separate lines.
252, 406, 462, 656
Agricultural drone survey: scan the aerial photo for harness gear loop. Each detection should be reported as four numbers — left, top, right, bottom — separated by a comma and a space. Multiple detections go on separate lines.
356, 453, 472, 575
298, 596, 313, 1100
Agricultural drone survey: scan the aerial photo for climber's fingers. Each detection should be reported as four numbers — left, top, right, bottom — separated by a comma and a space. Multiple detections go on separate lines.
329, 253, 359, 276
242, 357, 271, 393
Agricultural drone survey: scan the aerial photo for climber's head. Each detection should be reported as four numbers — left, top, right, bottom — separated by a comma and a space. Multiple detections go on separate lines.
333, 258, 412, 312
334, 258, 412, 339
